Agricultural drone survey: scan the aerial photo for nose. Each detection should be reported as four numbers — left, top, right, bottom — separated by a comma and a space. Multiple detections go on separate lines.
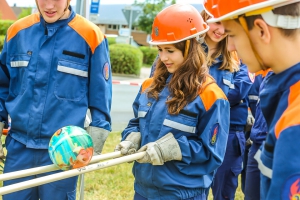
227, 37, 236, 52
44, 0, 55, 9
159, 51, 168, 62
216, 23, 225, 35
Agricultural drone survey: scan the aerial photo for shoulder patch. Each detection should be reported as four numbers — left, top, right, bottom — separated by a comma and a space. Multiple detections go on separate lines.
103, 62, 110, 81
210, 123, 219, 145
7, 13, 40, 42
68, 14, 104, 54
282, 174, 300, 200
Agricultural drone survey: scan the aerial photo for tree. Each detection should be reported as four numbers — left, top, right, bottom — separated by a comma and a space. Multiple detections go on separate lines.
134, 0, 176, 34
18, 8, 32, 19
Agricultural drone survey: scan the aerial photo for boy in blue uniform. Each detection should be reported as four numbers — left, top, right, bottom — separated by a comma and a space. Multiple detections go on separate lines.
0, 0, 112, 199
204, 0, 300, 199
244, 69, 272, 200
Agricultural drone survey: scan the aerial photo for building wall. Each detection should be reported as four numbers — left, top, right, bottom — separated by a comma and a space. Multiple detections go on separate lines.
104, 28, 149, 46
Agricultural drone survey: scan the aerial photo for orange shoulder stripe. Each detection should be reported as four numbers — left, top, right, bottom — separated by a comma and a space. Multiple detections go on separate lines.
68, 14, 104, 54
199, 76, 228, 111
141, 78, 154, 93
255, 68, 272, 77
7, 13, 40, 42
275, 81, 300, 138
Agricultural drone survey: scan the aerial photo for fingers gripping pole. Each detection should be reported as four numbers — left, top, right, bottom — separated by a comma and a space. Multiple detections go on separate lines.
0, 151, 123, 181
0, 152, 146, 196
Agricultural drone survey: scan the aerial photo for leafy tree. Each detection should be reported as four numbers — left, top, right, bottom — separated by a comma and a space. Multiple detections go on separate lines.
18, 8, 32, 19
134, 0, 176, 34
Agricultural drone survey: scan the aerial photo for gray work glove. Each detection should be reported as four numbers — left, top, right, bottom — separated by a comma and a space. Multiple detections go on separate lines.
114, 132, 141, 155
86, 126, 109, 155
245, 110, 255, 133
136, 132, 182, 165
0, 122, 5, 159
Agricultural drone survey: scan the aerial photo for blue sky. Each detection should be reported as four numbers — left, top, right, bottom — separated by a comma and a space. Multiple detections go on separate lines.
6, 0, 203, 7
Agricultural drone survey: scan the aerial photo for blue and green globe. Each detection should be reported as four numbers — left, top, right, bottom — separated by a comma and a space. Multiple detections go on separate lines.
49, 126, 94, 171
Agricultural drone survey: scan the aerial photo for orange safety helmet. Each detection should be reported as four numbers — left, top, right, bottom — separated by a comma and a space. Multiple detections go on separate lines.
149, 4, 209, 45
204, 0, 300, 23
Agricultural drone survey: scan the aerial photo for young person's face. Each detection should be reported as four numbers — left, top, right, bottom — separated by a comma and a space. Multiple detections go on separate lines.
158, 44, 184, 73
222, 20, 262, 73
206, 22, 227, 43
36, 0, 70, 23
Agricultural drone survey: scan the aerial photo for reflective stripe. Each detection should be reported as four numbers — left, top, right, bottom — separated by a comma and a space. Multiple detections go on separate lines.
163, 119, 196, 134
57, 65, 88, 77
223, 79, 235, 89
254, 149, 272, 179
138, 111, 147, 118
10, 61, 29, 67
248, 95, 259, 101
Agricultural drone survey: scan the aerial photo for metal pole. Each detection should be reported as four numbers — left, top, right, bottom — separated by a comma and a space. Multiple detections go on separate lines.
0, 152, 146, 196
85, 0, 90, 20
128, 7, 133, 45
0, 151, 122, 181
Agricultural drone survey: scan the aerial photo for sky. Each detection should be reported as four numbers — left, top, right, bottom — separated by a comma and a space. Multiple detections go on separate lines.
6, 0, 203, 7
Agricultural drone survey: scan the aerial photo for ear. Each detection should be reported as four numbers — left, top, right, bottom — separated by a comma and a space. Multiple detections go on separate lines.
253, 19, 271, 44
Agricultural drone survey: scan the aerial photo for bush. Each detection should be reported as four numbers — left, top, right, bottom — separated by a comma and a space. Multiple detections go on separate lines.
0, 20, 15, 35
0, 35, 5, 51
109, 44, 143, 75
139, 46, 158, 65
106, 37, 116, 46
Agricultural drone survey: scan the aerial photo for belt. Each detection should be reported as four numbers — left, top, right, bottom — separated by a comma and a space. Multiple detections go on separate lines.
229, 124, 245, 131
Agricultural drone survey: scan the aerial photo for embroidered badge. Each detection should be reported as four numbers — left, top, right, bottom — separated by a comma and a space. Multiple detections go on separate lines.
103, 62, 110, 81
210, 123, 219, 145
282, 175, 300, 200
154, 27, 159, 36
248, 72, 255, 83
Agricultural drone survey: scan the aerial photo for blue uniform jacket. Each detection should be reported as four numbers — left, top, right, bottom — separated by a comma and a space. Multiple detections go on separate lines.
228, 64, 253, 126
202, 43, 234, 97
248, 73, 262, 117
249, 70, 272, 144
0, 7, 112, 149
256, 63, 300, 200
122, 75, 230, 200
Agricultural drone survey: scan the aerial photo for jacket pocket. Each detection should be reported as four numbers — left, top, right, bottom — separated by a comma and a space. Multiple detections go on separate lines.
9, 54, 31, 95
163, 112, 197, 134
54, 59, 88, 101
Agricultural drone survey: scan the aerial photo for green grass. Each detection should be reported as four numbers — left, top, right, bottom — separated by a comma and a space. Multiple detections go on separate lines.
0, 132, 245, 199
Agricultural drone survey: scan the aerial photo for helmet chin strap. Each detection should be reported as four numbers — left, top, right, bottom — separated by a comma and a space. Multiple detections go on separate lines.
184, 40, 190, 60
238, 16, 269, 70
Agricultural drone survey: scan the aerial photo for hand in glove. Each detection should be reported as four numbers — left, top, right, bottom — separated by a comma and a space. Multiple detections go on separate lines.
114, 132, 141, 155
0, 122, 5, 159
136, 133, 182, 165
86, 126, 109, 155
245, 110, 255, 133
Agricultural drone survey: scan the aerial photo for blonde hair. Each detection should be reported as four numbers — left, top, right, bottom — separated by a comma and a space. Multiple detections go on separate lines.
201, 11, 240, 72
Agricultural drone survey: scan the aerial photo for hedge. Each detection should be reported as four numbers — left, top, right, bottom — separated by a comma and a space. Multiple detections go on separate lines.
139, 46, 158, 65
0, 20, 15, 35
0, 35, 5, 51
109, 44, 143, 75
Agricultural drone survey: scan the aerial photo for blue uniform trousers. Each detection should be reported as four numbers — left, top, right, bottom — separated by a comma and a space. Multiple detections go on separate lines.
3, 135, 78, 200
244, 143, 261, 200
134, 192, 207, 200
211, 127, 245, 200
241, 130, 251, 193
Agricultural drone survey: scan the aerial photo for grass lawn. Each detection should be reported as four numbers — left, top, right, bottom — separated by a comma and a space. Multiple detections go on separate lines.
0, 132, 245, 200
